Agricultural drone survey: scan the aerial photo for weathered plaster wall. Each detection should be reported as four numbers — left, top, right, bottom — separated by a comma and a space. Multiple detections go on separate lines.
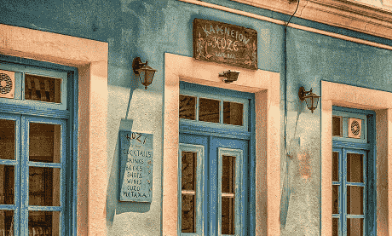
2, 0, 392, 235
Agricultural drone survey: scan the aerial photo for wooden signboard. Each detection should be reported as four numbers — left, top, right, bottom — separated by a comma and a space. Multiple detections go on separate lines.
119, 131, 153, 202
193, 18, 257, 70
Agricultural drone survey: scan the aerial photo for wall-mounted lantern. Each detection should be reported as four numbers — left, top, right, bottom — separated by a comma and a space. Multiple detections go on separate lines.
219, 70, 240, 83
132, 57, 157, 89
298, 86, 320, 113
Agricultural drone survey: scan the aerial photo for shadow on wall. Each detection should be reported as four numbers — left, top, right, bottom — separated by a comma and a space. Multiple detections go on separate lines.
107, 118, 152, 218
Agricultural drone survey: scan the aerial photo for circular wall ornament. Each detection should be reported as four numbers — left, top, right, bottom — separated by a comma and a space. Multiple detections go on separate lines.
0, 73, 13, 95
351, 120, 360, 136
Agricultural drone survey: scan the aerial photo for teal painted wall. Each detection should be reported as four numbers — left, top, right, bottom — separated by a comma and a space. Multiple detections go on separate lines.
1, 0, 392, 235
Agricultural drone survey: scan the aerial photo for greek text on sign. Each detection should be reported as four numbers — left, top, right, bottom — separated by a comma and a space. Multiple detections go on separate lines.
193, 19, 257, 70
119, 131, 153, 202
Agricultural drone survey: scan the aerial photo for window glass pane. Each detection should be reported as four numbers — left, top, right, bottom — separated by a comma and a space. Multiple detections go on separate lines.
0, 165, 14, 205
347, 218, 363, 236
29, 167, 60, 206
181, 194, 195, 233
222, 197, 235, 235
347, 153, 363, 183
199, 98, 220, 123
332, 185, 339, 214
181, 152, 196, 191
0, 120, 15, 160
332, 218, 339, 236
179, 95, 196, 120
332, 116, 342, 136
29, 123, 61, 163
223, 102, 243, 126
332, 152, 339, 182
25, 74, 62, 103
347, 186, 363, 215
0, 210, 13, 236
29, 211, 60, 236
222, 155, 235, 194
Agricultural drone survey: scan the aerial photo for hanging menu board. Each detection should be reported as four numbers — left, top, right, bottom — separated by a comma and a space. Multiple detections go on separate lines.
193, 18, 257, 70
119, 131, 153, 202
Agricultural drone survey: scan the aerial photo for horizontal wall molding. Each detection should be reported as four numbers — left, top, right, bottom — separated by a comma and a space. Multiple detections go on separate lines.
179, 0, 392, 51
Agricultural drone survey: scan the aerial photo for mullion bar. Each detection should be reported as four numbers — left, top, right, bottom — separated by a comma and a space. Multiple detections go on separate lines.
219, 100, 223, 124
346, 183, 365, 187
0, 160, 17, 166
0, 205, 17, 210
28, 162, 62, 168
28, 206, 62, 211
196, 97, 199, 122
343, 149, 367, 236
346, 215, 364, 219
20, 116, 29, 236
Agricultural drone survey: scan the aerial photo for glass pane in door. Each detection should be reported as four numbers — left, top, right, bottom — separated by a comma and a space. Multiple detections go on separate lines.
0, 120, 15, 160
222, 155, 236, 235
347, 186, 363, 215
179, 95, 196, 120
199, 98, 220, 123
332, 152, 339, 182
181, 151, 196, 233
29, 123, 61, 163
0, 210, 13, 236
25, 74, 62, 103
332, 218, 339, 236
347, 153, 363, 183
347, 218, 363, 236
29, 167, 60, 206
28, 211, 60, 236
0, 165, 14, 205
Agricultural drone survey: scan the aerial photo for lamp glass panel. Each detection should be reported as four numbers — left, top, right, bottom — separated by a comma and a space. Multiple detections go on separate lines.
314, 97, 320, 109
304, 97, 313, 110
144, 70, 155, 85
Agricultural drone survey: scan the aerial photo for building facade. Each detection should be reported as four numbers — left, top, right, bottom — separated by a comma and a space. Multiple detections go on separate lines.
1, 0, 392, 235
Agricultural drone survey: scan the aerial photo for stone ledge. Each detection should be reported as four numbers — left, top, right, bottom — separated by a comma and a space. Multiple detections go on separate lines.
231, 0, 392, 40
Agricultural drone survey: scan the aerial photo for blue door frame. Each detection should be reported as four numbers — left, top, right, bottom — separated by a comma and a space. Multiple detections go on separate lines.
332, 106, 376, 235
178, 82, 255, 236
179, 133, 248, 236
0, 55, 78, 236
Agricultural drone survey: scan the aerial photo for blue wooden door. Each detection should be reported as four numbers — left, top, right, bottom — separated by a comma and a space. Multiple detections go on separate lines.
0, 114, 67, 235
179, 133, 248, 236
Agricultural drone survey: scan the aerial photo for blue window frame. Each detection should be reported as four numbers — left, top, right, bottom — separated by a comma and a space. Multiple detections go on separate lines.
0, 55, 77, 236
178, 82, 255, 236
332, 106, 376, 236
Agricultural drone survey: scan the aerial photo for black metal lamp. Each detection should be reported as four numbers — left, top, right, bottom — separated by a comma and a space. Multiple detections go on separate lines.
132, 57, 157, 89
219, 70, 240, 83
298, 87, 320, 113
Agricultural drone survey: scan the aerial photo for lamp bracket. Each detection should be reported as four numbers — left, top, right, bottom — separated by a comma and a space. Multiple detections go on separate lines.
132, 57, 147, 75
298, 86, 312, 101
